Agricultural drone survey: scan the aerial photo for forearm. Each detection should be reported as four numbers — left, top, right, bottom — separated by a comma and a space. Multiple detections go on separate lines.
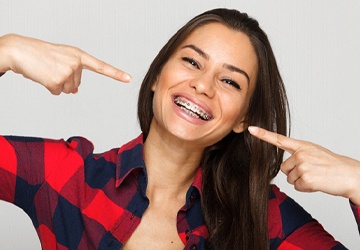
330, 154, 360, 207
345, 157, 360, 207
0, 33, 131, 95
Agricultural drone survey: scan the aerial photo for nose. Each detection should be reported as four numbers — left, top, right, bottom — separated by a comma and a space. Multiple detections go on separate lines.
189, 74, 215, 98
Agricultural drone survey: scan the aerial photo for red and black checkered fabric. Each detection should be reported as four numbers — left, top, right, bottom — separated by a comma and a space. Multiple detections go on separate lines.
0, 134, 358, 249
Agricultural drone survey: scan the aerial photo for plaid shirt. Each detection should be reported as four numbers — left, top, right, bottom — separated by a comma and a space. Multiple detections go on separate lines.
0, 134, 359, 249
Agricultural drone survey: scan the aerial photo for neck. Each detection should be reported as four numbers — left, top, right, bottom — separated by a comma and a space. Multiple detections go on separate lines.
143, 125, 204, 203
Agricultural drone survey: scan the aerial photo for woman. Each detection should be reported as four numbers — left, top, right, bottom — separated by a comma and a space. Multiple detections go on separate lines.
0, 8, 359, 250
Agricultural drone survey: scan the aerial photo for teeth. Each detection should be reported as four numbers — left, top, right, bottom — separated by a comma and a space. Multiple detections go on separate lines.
180, 106, 201, 119
174, 97, 211, 120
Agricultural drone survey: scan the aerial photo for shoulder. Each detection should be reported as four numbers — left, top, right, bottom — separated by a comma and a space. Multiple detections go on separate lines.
65, 136, 95, 158
1, 135, 95, 162
268, 185, 341, 249
2, 135, 109, 172
2, 135, 119, 166
268, 184, 313, 243
268, 184, 313, 229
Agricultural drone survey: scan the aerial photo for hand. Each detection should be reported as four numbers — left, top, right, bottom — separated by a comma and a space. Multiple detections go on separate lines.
0, 34, 131, 95
248, 126, 360, 207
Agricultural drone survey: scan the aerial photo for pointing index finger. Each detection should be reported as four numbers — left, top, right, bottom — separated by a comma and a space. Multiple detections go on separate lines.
248, 126, 302, 154
80, 50, 132, 82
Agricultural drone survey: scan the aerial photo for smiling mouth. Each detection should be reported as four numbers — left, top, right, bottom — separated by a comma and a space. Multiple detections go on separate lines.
174, 96, 213, 121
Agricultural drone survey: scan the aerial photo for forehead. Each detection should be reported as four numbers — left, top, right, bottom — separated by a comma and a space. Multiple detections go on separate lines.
179, 22, 258, 82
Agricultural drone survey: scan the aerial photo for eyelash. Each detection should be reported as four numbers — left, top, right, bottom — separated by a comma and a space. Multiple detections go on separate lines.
181, 56, 241, 90
222, 79, 241, 90
182, 57, 200, 69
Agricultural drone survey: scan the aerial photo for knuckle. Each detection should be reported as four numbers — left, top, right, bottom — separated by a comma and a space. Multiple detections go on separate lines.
51, 71, 69, 85
50, 80, 64, 91
64, 62, 78, 75
62, 82, 76, 94
49, 88, 61, 95
286, 176, 294, 185
294, 151, 307, 163
300, 172, 314, 188
68, 60, 80, 72
62, 86, 71, 94
96, 60, 106, 72
297, 164, 307, 174
64, 44, 81, 55
295, 179, 313, 192
294, 183, 303, 192
46, 82, 63, 95
115, 69, 124, 78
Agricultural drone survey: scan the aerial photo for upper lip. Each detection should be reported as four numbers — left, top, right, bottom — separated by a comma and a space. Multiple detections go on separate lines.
172, 93, 213, 120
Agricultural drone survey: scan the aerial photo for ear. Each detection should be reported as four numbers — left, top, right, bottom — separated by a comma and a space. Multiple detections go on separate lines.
151, 77, 159, 92
151, 82, 156, 91
232, 120, 246, 133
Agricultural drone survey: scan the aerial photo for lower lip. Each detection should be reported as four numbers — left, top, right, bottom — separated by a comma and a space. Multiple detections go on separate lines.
172, 100, 209, 125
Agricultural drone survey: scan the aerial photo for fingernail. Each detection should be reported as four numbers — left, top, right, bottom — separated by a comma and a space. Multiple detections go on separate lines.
123, 73, 132, 82
248, 126, 258, 134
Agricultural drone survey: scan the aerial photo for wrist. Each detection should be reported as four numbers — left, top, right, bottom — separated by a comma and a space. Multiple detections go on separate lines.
349, 189, 360, 207
0, 34, 15, 73
0, 34, 24, 74
347, 159, 360, 207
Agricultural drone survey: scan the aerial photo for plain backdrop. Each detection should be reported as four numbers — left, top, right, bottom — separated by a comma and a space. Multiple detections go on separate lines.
1, 0, 359, 249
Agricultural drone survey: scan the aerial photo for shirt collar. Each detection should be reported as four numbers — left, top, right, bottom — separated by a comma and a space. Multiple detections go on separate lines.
115, 134, 203, 196
115, 134, 146, 187
191, 166, 203, 196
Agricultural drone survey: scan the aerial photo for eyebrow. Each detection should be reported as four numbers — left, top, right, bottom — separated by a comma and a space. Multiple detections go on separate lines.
181, 44, 250, 84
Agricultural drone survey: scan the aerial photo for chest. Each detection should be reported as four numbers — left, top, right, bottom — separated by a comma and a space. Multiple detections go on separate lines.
122, 201, 185, 249
33, 174, 208, 249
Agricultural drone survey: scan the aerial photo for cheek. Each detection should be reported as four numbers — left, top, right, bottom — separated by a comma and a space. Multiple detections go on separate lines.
150, 89, 163, 123
221, 94, 250, 128
221, 93, 244, 116
151, 84, 170, 123
152, 90, 161, 116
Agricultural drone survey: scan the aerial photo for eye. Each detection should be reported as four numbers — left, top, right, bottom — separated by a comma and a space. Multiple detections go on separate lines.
182, 57, 200, 69
222, 78, 241, 90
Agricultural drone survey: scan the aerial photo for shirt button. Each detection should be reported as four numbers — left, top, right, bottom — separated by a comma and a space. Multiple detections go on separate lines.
190, 244, 197, 250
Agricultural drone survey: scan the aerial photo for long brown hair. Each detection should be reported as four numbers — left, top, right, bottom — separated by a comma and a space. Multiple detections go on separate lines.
138, 8, 289, 249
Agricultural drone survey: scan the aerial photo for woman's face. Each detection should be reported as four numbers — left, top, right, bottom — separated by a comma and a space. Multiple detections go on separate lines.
151, 22, 258, 148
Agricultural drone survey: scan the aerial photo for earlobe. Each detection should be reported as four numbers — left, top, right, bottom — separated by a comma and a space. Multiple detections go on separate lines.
151, 82, 156, 91
233, 121, 246, 133
151, 77, 159, 92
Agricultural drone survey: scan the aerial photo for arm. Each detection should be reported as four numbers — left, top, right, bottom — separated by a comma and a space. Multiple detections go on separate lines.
0, 33, 131, 94
0, 33, 131, 205
248, 126, 360, 206
269, 185, 346, 249
248, 126, 360, 234
0, 135, 94, 209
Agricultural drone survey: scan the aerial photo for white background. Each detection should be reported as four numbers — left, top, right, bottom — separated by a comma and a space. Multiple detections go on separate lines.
1, 0, 359, 249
